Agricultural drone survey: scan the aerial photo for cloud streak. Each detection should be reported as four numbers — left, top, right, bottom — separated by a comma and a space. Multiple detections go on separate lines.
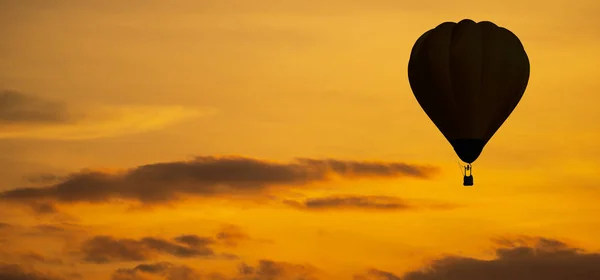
0, 90, 211, 140
237, 259, 320, 280
284, 195, 458, 211
80, 229, 245, 263
112, 259, 320, 280
354, 269, 401, 280
81, 236, 214, 263
0, 156, 438, 205
112, 262, 211, 280
215, 224, 250, 247
0, 263, 64, 280
19, 252, 64, 265
0, 90, 71, 124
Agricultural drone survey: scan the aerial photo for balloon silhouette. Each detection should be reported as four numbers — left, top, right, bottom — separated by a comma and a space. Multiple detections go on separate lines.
407, 19, 530, 185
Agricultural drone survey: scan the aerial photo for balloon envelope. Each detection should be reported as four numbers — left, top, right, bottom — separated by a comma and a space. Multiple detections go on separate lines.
408, 19, 530, 164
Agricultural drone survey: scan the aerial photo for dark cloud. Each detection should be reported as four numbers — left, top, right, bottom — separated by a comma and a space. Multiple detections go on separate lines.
360, 236, 600, 280
24, 174, 67, 185
0, 157, 65, 192
81, 232, 239, 263
14, 223, 84, 245
112, 259, 319, 280
236, 259, 320, 280
284, 195, 459, 211
143, 237, 215, 257
285, 195, 412, 211
0, 223, 66, 237
112, 261, 223, 280
0, 156, 438, 205
215, 224, 250, 247
0, 90, 71, 124
133, 262, 173, 274
81, 236, 211, 263
29, 202, 58, 215
19, 252, 63, 265
0, 263, 63, 280
173, 235, 215, 248
34, 224, 67, 233
354, 269, 401, 280
82, 236, 150, 263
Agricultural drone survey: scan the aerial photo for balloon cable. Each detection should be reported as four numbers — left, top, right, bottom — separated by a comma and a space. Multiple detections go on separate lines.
457, 161, 465, 176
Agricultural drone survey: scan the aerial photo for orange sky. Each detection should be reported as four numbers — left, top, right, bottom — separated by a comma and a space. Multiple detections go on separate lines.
1, 1, 600, 279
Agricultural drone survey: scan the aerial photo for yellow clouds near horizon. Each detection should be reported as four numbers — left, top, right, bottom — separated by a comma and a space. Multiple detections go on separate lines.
1, 153, 600, 280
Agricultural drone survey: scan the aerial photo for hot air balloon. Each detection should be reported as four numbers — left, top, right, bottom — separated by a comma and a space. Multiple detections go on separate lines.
407, 19, 530, 186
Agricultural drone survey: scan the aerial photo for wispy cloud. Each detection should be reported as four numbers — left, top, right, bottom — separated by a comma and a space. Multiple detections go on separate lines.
0, 263, 64, 280
112, 259, 320, 280
0, 90, 213, 140
284, 195, 459, 211
80, 229, 247, 263
0, 90, 71, 124
0, 156, 439, 205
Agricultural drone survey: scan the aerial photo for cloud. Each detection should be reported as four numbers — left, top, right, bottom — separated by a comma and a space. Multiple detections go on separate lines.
284, 195, 459, 211
172, 235, 215, 249
29, 202, 58, 215
354, 269, 401, 280
24, 174, 67, 185
360, 236, 600, 280
215, 224, 250, 247
80, 231, 242, 263
0, 223, 65, 237
33, 224, 70, 234
112, 262, 213, 280
0, 156, 438, 205
19, 223, 86, 240
236, 259, 320, 280
0, 223, 12, 244
19, 252, 64, 265
0, 263, 64, 280
0, 90, 70, 124
112, 259, 319, 280
285, 195, 412, 211
81, 236, 214, 263
0, 157, 66, 192
0, 90, 212, 140
0, 223, 85, 254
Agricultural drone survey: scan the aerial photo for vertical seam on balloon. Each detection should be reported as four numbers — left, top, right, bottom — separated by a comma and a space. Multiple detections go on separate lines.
478, 22, 485, 141
432, 23, 460, 140
448, 22, 461, 132
483, 28, 529, 142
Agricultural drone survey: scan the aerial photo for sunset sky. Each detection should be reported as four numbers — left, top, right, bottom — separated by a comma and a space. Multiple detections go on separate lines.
1, 1, 600, 279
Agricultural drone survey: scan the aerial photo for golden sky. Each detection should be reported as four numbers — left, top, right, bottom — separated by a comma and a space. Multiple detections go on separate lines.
1, 1, 600, 279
